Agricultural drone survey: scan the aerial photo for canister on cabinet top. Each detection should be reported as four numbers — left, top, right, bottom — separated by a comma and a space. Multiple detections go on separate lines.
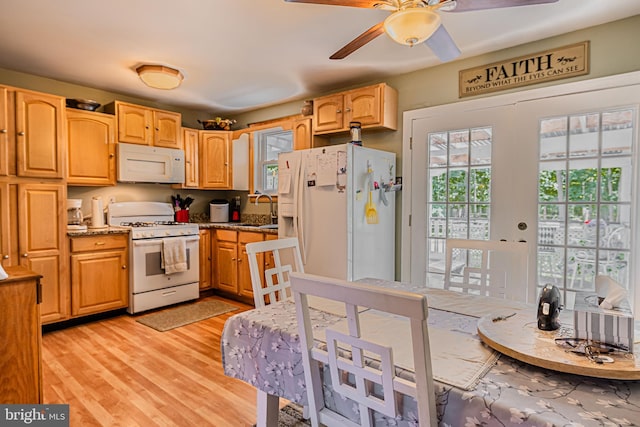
349, 121, 362, 146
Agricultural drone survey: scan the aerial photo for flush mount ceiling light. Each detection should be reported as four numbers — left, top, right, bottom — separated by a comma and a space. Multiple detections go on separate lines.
136, 65, 183, 90
384, 7, 441, 47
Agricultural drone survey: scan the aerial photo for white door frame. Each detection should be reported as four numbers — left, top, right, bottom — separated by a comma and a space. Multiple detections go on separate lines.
401, 71, 640, 311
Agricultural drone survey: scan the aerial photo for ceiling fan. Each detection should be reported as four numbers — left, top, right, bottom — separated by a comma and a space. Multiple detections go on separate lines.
285, 0, 558, 61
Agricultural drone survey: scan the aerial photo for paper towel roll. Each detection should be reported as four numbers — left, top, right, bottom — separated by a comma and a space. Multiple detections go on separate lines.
90, 196, 105, 229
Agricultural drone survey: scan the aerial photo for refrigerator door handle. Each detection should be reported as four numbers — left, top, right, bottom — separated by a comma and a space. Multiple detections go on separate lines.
295, 155, 307, 264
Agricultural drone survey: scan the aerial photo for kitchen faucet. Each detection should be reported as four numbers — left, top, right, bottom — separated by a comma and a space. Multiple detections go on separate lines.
255, 192, 277, 225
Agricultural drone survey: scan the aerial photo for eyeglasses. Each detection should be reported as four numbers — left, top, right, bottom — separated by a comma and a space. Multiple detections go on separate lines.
554, 338, 630, 364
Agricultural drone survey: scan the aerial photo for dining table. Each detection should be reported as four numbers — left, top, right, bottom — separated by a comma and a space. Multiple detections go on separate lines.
221, 278, 640, 426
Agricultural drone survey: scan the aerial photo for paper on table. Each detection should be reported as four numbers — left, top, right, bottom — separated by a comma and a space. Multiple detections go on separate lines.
307, 295, 369, 317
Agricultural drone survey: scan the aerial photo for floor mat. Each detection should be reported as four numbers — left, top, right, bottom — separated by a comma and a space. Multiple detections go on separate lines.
135, 299, 238, 331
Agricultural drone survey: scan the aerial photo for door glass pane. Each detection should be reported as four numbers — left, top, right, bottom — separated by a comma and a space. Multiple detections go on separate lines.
537, 108, 635, 300
539, 116, 567, 160
569, 113, 599, 158
602, 109, 633, 156
427, 127, 493, 289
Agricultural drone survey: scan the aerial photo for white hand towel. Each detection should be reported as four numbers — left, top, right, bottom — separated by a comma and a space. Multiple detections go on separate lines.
162, 237, 188, 274
0, 264, 7, 280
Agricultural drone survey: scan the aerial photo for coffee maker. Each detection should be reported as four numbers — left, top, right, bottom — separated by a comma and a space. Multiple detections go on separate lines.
67, 199, 87, 231
230, 196, 241, 222
537, 284, 562, 330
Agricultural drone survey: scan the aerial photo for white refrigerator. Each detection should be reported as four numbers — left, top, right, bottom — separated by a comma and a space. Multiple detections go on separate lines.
278, 143, 396, 281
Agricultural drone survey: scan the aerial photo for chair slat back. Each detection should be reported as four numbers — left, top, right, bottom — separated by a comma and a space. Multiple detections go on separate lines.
291, 272, 437, 427
246, 237, 304, 308
444, 238, 530, 302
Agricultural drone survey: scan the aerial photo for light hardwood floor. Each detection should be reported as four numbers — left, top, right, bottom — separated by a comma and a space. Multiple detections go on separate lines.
41, 296, 262, 426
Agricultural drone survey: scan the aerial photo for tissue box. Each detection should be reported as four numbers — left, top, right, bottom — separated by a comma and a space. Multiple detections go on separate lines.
573, 292, 634, 352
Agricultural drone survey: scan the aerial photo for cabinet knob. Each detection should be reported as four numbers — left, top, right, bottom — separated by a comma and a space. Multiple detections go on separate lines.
109, 153, 115, 158
22, 253, 28, 257
231, 257, 236, 261
186, 160, 191, 164
122, 265, 127, 269
155, 128, 159, 131
18, 131, 25, 136
2, 254, 8, 259
0, 129, 7, 134
345, 108, 351, 112
336, 109, 342, 113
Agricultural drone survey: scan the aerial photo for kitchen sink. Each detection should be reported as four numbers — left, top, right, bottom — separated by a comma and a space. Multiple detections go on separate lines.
233, 223, 278, 229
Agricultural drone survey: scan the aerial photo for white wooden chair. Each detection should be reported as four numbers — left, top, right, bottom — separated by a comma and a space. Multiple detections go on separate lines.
444, 238, 530, 302
245, 237, 304, 308
291, 272, 437, 427
246, 237, 306, 427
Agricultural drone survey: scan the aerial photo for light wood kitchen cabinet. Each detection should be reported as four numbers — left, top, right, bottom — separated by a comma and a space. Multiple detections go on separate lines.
199, 228, 212, 291
213, 229, 265, 301
0, 86, 65, 178
182, 127, 199, 188
199, 130, 232, 189
0, 86, 8, 176
312, 83, 398, 135
106, 101, 182, 148
293, 116, 312, 150
0, 181, 69, 324
66, 109, 116, 186
0, 266, 43, 404
69, 234, 128, 317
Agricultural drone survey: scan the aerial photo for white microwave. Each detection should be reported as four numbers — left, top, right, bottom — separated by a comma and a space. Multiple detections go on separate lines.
117, 143, 185, 184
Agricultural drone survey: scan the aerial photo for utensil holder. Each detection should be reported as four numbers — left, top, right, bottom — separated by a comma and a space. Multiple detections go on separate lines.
175, 209, 189, 223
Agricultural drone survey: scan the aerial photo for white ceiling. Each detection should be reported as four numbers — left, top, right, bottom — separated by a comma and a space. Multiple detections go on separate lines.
1, 1, 638, 115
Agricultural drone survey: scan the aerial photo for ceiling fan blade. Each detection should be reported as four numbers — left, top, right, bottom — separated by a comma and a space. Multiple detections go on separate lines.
285, 0, 386, 8
330, 22, 385, 60
446, 0, 558, 12
424, 24, 461, 62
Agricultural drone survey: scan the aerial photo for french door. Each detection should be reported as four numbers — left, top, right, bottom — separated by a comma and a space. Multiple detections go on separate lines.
404, 74, 640, 310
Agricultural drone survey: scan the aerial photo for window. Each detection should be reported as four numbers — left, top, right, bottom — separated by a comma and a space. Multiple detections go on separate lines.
253, 127, 293, 194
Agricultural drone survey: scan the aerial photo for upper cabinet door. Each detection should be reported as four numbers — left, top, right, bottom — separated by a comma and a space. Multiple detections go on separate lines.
0, 86, 9, 176
66, 109, 116, 186
313, 94, 344, 133
182, 127, 199, 188
15, 90, 65, 178
116, 103, 152, 145
200, 131, 231, 189
153, 110, 181, 149
347, 85, 382, 127
293, 117, 312, 151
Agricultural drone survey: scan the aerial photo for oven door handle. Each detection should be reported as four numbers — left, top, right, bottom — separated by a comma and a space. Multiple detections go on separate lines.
132, 236, 200, 247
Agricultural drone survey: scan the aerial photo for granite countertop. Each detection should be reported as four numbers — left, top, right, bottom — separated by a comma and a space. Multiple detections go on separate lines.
66, 223, 278, 236
67, 227, 130, 237
196, 222, 279, 234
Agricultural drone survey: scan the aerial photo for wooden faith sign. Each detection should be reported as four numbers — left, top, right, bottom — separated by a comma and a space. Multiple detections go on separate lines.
459, 41, 590, 98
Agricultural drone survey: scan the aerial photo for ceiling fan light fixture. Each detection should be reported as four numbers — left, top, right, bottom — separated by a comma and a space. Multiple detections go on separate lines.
136, 64, 184, 90
383, 7, 441, 47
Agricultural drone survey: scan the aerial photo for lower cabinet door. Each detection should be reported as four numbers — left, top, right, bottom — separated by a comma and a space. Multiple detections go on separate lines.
71, 249, 128, 316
